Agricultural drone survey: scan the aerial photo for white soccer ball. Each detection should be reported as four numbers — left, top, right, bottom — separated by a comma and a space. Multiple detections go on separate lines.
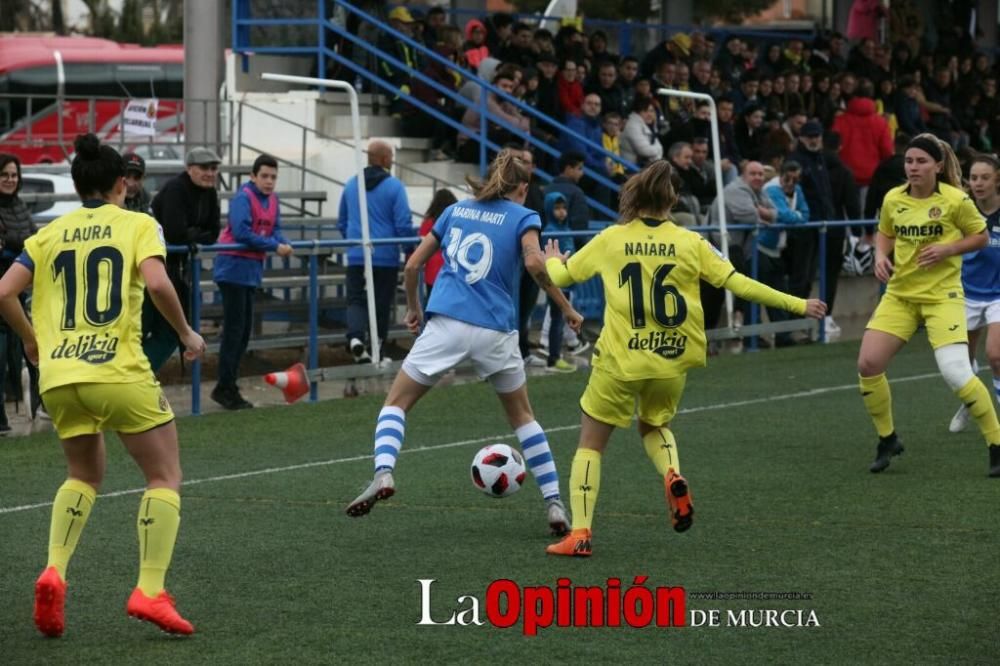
470, 444, 526, 498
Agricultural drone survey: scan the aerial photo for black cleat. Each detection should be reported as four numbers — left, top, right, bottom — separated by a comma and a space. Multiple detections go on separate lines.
870, 433, 904, 473
989, 445, 1000, 478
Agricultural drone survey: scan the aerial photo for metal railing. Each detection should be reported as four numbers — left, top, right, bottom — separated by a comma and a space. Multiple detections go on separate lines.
173, 218, 871, 414
232, 0, 633, 222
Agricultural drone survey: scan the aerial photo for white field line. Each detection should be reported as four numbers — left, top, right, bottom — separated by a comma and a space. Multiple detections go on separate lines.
0, 371, 940, 516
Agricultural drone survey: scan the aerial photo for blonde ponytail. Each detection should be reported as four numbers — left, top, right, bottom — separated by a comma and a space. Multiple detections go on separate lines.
466, 149, 531, 201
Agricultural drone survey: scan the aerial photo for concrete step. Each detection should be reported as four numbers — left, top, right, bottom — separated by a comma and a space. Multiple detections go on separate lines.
321, 113, 402, 139
399, 160, 479, 188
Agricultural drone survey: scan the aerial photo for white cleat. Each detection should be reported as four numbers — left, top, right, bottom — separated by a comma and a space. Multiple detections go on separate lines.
546, 498, 570, 536
345, 471, 395, 517
949, 404, 971, 433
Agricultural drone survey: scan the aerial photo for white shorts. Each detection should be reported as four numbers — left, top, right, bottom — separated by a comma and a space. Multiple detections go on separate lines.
965, 298, 1000, 331
402, 315, 526, 393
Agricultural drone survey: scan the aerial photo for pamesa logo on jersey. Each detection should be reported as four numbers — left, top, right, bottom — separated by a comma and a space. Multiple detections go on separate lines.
628, 330, 688, 359
51, 333, 119, 365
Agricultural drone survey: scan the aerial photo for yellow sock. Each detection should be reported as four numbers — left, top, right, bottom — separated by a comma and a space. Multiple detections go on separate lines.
956, 377, 1000, 445
860, 373, 894, 437
642, 427, 680, 476
569, 448, 602, 531
47, 479, 97, 579
136, 488, 181, 597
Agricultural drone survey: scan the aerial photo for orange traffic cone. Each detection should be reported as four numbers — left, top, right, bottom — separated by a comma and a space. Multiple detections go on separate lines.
264, 363, 310, 403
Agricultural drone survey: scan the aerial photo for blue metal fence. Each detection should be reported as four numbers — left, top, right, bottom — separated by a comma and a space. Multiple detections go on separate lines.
177, 218, 871, 414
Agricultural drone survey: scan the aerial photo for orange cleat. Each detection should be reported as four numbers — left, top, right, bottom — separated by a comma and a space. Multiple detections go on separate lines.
545, 528, 592, 557
34, 566, 67, 638
665, 469, 694, 533
126, 588, 195, 635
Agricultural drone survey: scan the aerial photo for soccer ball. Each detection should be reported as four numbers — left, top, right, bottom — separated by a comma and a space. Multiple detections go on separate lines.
470, 444, 526, 498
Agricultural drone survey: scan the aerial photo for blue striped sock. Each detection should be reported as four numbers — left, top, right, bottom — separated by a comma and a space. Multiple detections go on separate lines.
516, 421, 560, 501
373, 406, 406, 473
993, 376, 1000, 404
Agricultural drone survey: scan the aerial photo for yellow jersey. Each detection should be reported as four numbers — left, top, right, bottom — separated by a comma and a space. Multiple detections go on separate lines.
548, 218, 804, 380
879, 182, 986, 303
22, 201, 166, 393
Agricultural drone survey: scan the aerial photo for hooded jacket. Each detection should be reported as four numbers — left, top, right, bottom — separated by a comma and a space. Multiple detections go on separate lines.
831, 96, 894, 186
463, 19, 490, 71
543, 191, 573, 254
337, 166, 413, 267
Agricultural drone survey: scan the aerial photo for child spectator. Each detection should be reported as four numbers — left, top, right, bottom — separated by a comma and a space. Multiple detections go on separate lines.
417, 189, 458, 300
539, 192, 577, 373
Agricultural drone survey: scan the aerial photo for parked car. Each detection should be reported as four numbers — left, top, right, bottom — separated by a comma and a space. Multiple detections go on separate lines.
20, 173, 77, 225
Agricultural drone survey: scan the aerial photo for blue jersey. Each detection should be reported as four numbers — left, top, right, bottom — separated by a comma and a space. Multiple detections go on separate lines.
961, 208, 1000, 302
427, 198, 541, 332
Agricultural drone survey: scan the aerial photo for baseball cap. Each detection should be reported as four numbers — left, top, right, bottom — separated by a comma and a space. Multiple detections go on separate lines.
123, 152, 145, 175
800, 120, 823, 137
185, 146, 222, 166
670, 33, 692, 56
388, 7, 415, 23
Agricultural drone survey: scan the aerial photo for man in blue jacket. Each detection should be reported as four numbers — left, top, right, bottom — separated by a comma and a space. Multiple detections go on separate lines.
338, 141, 413, 362
763, 160, 810, 347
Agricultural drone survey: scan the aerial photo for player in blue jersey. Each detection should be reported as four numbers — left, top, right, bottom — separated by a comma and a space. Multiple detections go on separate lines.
345, 150, 584, 534
949, 153, 1000, 446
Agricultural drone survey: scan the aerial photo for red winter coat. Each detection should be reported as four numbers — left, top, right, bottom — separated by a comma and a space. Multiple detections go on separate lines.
831, 97, 893, 186
418, 216, 444, 286
556, 74, 584, 117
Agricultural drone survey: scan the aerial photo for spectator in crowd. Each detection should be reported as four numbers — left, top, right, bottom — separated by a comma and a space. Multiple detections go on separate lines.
588, 30, 619, 67
714, 97, 742, 181
924, 66, 963, 147
707, 161, 778, 339
668, 141, 713, 224
0, 152, 40, 430
690, 137, 720, 208
735, 104, 767, 163
620, 96, 663, 167
457, 70, 530, 164
211, 154, 292, 411
762, 160, 810, 346
533, 28, 556, 60
587, 61, 625, 118
417, 189, 458, 301
559, 93, 605, 181
378, 7, 420, 116
422, 6, 447, 48
122, 153, 151, 213
618, 56, 640, 108
832, 93, 894, 208
499, 21, 536, 68
484, 12, 514, 55
787, 122, 833, 303
731, 69, 760, 114
640, 32, 691, 79
147, 147, 221, 370
544, 152, 590, 251
463, 19, 490, 72
690, 58, 713, 95
601, 112, 626, 182
557, 58, 584, 117
555, 24, 587, 66
337, 141, 412, 363
713, 36, 746, 86
538, 192, 577, 373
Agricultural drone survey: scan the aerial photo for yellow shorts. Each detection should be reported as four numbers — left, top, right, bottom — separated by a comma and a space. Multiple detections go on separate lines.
580, 368, 687, 429
43, 378, 174, 439
866, 292, 968, 349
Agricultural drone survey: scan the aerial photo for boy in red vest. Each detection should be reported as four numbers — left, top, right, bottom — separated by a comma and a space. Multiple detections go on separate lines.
212, 154, 292, 409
